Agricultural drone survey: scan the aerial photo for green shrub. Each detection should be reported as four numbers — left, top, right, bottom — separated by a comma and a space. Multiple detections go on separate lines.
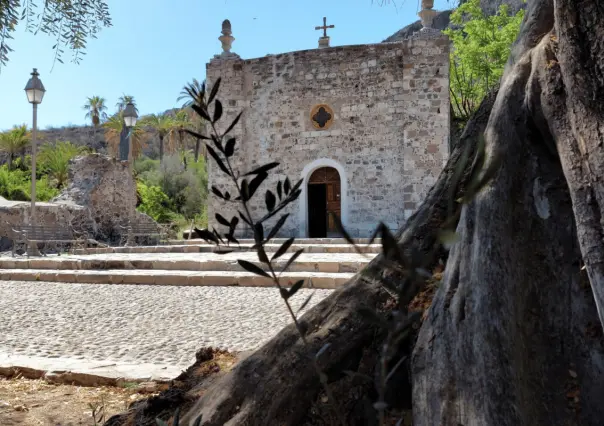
445, 0, 524, 121
137, 182, 176, 223
134, 156, 160, 176
7, 187, 29, 201
0, 165, 29, 200
136, 153, 207, 219
35, 176, 60, 201
0, 164, 60, 202
38, 141, 87, 189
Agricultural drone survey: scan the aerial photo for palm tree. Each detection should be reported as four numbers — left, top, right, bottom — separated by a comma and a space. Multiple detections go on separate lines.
177, 78, 207, 162
38, 141, 87, 188
140, 113, 175, 163
177, 78, 205, 107
82, 96, 108, 127
170, 110, 195, 169
0, 125, 30, 170
116, 94, 137, 113
104, 113, 147, 160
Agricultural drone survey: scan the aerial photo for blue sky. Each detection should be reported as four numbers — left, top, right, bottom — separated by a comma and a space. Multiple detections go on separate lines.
0, 0, 448, 131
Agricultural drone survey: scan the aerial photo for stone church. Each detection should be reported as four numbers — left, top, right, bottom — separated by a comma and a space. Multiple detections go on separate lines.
205, 2, 450, 238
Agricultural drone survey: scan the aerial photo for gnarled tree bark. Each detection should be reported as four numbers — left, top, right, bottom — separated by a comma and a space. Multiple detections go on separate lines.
413, 0, 604, 424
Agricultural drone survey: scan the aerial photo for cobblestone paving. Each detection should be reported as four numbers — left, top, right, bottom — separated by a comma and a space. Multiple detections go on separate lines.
0, 281, 332, 370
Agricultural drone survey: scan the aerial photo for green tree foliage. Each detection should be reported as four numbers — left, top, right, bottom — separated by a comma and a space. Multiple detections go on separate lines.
135, 153, 208, 222
177, 79, 207, 163
0, 165, 59, 201
139, 114, 176, 163
445, 0, 524, 122
0, 125, 29, 169
83, 96, 108, 127
38, 141, 87, 188
136, 182, 176, 223
115, 94, 137, 113
0, 1, 111, 69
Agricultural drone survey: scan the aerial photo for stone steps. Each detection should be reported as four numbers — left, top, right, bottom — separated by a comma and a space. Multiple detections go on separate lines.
0, 269, 353, 289
0, 239, 378, 289
0, 252, 373, 274
73, 243, 381, 255
171, 237, 381, 245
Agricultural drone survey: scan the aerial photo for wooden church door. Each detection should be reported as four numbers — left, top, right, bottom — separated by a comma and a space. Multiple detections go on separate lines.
308, 167, 341, 237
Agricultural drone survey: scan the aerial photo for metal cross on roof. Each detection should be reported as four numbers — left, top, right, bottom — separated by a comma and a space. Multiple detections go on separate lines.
315, 17, 335, 38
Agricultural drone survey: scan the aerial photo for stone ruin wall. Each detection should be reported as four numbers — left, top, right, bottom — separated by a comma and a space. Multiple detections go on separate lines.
0, 154, 155, 250
206, 34, 450, 237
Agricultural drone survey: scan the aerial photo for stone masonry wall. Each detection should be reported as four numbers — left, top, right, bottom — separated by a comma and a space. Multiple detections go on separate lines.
206, 34, 450, 237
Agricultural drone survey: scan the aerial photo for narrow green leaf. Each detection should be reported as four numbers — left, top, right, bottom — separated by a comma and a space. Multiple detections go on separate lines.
265, 190, 276, 212
257, 244, 269, 264
223, 112, 242, 136
290, 178, 303, 194
215, 249, 234, 255
213, 99, 223, 123
287, 279, 305, 299
215, 213, 230, 227
208, 77, 221, 104
206, 144, 230, 175
244, 162, 280, 176
241, 179, 250, 201
238, 259, 271, 278
266, 213, 289, 241
173, 408, 180, 426
277, 181, 282, 200
248, 172, 268, 200
272, 237, 295, 261
184, 129, 210, 140
225, 137, 236, 157
193, 227, 218, 244
239, 210, 252, 226
212, 228, 225, 245
254, 222, 264, 244
211, 186, 224, 199
284, 177, 291, 194
296, 291, 315, 314
211, 134, 223, 152
191, 104, 211, 122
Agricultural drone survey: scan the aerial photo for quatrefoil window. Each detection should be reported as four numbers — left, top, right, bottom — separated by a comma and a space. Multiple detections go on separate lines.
310, 104, 334, 130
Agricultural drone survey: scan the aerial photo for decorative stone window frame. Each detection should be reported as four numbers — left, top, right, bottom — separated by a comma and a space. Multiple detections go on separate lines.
310, 104, 335, 130
298, 158, 348, 238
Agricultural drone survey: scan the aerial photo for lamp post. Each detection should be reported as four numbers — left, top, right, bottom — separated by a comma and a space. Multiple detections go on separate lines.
24, 68, 46, 225
123, 102, 138, 170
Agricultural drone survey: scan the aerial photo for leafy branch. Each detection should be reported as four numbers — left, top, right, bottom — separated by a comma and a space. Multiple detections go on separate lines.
187, 78, 346, 426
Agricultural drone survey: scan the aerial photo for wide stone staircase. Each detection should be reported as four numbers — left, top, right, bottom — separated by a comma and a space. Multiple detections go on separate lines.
0, 238, 380, 289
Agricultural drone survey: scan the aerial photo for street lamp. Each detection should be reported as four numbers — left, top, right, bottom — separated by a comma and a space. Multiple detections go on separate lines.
123, 102, 138, 169
24, 68, 46, 225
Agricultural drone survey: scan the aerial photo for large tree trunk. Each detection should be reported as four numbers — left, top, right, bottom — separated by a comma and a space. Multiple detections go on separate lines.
175, 91, 497, 426
413, 0, 604, 424
119, 1, 604, 425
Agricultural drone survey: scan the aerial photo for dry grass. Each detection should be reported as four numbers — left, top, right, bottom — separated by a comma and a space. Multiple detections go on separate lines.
0, 376, 155, 426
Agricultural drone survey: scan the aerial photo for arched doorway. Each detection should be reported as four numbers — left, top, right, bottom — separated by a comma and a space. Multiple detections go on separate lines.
307, 167, 341, 238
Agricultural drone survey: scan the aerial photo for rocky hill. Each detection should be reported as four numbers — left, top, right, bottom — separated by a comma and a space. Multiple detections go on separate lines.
384, 0, 525, 42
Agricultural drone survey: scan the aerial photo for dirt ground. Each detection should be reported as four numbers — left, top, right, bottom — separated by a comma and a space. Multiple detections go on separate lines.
0, 376, 156, 426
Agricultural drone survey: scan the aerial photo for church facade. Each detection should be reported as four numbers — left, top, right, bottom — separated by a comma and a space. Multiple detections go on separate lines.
205, 16, 450, 238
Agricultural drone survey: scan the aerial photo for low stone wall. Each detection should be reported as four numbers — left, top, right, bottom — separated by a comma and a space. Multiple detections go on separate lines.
0, 200, 85, 251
